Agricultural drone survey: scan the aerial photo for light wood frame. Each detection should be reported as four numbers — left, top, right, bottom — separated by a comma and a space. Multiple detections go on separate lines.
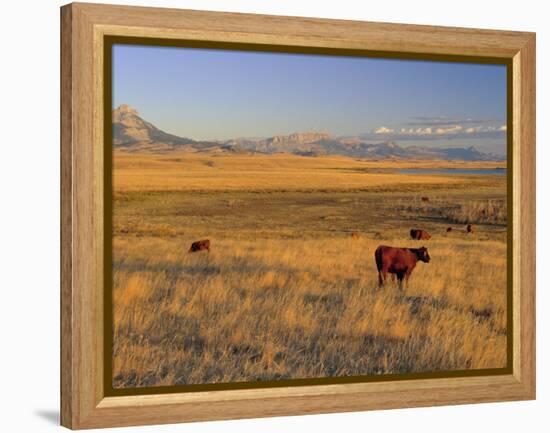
61, 2, 536, 429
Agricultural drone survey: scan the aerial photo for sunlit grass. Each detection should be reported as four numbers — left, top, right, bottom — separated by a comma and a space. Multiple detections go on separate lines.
113, 151, 505, 192
111, 153, 508, 388
112, 235, 507, 388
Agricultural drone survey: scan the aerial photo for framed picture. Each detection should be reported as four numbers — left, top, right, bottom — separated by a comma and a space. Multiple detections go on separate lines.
60, 3, 535, 429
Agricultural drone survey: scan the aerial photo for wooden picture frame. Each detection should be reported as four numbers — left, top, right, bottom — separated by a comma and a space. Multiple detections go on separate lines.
61, 2, 535, 429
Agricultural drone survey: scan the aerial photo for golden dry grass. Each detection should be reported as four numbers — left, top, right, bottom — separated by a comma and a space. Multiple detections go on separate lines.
111, 152, 508, 388
112, 236, 507, 388
444, 199, 507, 225
113, 151, 505, 192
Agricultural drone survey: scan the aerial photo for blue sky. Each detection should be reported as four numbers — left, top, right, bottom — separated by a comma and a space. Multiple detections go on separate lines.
113, 44, 507, 154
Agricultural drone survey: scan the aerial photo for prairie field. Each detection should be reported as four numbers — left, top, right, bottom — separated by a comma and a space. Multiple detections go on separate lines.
112, 151, 508, 389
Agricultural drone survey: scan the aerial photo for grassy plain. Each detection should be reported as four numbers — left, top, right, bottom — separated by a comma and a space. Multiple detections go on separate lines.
112, 151, 508, 388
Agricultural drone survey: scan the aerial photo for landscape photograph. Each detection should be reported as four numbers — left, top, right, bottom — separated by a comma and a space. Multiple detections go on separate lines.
110, 44, 509, 389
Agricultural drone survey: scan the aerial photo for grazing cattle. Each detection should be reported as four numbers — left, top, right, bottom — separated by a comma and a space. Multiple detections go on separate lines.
375, 245, 431, 289
410, 229, 431, 240
466, 224, 475, 234
421, 196, 430, 202
351, 232, 360, 239
446, 227, 453, 233
189, 239, 211, 253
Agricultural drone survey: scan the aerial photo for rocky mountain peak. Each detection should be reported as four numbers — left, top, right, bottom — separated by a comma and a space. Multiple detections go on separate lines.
269, 131, 331, 145
112, 104, 140, 123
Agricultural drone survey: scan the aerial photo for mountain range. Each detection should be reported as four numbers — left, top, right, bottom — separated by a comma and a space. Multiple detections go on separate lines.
112, 105, 504, 161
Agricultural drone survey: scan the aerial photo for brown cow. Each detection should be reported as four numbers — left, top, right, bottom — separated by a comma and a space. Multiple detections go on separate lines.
189, 239, 211, 253
410, 229, 431, 240
446, 227, 453, 233
421, 196, 430, 202
375, 245, 431, 289
466, 224, 475, 234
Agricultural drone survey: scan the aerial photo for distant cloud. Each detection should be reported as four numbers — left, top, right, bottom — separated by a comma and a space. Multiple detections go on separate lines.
405, 116, 498, 127
374, 126, 394, 134
365, 116, 507, 141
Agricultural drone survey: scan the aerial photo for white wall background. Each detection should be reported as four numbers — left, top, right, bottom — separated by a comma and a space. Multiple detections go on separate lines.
0, 0, 546, 431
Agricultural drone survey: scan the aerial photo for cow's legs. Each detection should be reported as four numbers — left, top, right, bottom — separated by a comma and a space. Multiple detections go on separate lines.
396, 272, 405, 291
378, 270, 389, 287
404, 270, 412, 287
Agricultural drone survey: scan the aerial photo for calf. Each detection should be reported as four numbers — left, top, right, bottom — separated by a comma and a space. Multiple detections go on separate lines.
375, 245, 431, 289
189, 239, 211, 253
410, 228, 431, 240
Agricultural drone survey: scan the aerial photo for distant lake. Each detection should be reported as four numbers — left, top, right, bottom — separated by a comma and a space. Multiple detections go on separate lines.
397, 168, 507, 176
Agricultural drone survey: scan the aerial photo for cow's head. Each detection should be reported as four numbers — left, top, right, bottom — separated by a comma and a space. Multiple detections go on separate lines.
417, 246, 431, 263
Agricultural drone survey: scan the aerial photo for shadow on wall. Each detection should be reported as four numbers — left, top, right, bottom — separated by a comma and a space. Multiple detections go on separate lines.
34, 410, 58, 425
